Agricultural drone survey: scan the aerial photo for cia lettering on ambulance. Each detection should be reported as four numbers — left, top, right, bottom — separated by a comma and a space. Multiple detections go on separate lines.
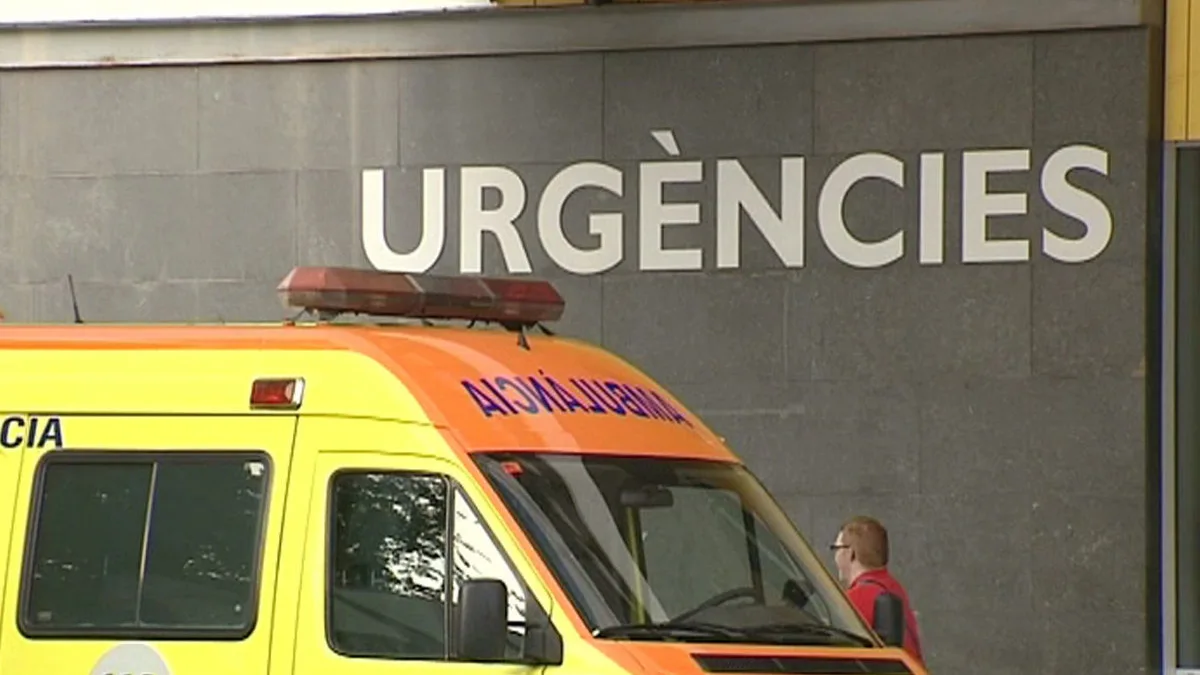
0, 415, 64, 450
462, 372, 691, 426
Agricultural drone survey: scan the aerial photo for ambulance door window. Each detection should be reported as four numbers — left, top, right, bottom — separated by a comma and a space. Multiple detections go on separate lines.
327, 471, 534, 664
328, 471, 450, 660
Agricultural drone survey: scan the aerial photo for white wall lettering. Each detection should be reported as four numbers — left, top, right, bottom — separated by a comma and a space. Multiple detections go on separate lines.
716, 157, 805, 269
538, 162, 624, 274
919, 153, 945, 265
360, 131, 1117, 276
818, 152, 905, 269
362, 167, 446, 272
961, 149, 1032, 263
1040, 144, 1113, 263
640, 130, 703, 271
460, 166, 530, 274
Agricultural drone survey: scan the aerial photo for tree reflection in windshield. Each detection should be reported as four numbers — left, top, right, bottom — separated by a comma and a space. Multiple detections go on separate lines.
475, 452, 873, 646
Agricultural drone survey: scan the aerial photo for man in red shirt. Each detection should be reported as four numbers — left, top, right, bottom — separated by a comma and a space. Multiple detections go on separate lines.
831, 516, 925, 666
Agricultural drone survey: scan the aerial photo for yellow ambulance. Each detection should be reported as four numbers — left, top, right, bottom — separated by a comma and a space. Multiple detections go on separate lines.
0, 266, 927, 675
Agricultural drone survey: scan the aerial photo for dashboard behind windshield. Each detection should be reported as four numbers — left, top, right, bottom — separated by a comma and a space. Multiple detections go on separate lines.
474, 452, 873, 646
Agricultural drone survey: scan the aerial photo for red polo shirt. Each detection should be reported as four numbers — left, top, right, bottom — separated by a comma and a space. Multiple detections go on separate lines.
846, 568, 924, 665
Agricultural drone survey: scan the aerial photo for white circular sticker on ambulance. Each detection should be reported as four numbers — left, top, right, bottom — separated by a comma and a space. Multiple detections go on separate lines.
90, 642, 171, 675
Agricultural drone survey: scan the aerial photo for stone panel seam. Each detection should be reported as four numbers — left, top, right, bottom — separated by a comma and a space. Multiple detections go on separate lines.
598, 269, 799, 281
687, 407, 798, 416
382, 145, 1148, 171
1036, 491, 1148, 501
1029, 32, 1038, 149
293, 170, 301, 269
43, 277, 266, 285
193, 67, 201, 172
0, 73, 4, 176
0, 168, 305, 179
598, 273, 606, 346
1028, 245, 1036, 378
782, 275, 790, 380
916, 379, 925, 497
808, 43, 816, 158
599, 52, 607, 161
1025, 373, 1146, 382
1027, 499, 1037, 612
3, 72, 16, 178
395, 62, 403, 167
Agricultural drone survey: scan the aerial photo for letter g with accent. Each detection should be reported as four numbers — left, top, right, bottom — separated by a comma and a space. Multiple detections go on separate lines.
818, 153, 905, 268
539, 162, 624, 275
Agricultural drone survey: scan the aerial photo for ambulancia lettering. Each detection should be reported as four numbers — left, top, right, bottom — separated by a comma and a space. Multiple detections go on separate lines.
463, 372, 691, 426
0, 415, 64, 450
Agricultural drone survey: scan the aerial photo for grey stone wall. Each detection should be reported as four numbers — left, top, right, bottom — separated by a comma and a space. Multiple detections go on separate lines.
0, 26, 1154, 675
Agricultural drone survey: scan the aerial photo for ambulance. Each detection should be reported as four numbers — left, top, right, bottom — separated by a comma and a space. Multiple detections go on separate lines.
0, 266, 927, 675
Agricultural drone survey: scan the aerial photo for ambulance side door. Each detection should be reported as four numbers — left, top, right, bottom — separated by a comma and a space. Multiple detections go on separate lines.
0, 414, 297, 675
294, 448, 554, 675
0, 413, 31, 657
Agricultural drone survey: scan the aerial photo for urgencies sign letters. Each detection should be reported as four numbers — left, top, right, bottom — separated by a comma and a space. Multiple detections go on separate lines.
361, 130, 1115, 275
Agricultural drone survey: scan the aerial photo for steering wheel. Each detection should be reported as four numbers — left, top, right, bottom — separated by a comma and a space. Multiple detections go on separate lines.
671, 586, 760, 623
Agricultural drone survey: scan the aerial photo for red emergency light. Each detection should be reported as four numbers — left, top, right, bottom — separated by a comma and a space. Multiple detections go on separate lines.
276, 266, 566, 327
250, 377, 305, 410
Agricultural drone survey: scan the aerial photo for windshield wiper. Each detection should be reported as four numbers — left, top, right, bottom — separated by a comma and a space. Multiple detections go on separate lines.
594, 620, 872, 648
738, 622, 876, 648
593, 620, 743, 642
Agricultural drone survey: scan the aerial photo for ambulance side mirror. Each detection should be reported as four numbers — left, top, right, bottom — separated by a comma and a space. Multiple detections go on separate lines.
458, 579, 508, 662
456, 578, 563, 666
872, 592, 905, 648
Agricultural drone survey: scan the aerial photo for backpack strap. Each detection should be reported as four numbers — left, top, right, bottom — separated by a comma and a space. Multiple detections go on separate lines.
858, 579, 920, 658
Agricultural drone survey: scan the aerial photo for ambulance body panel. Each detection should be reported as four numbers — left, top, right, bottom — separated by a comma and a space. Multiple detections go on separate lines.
0, 268, 928, 675
0, 323, 728, 460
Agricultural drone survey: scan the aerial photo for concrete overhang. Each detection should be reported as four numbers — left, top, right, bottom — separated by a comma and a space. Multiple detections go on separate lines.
0, 0, 1165, 69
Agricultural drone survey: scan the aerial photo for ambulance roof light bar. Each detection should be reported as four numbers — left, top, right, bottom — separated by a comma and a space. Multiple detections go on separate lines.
276, 266, 566, 329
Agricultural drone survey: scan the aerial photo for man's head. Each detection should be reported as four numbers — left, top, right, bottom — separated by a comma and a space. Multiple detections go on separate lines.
832, 515, 889, 585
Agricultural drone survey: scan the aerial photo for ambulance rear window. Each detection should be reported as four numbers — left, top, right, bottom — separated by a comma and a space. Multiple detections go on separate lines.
18, 451, 271, 640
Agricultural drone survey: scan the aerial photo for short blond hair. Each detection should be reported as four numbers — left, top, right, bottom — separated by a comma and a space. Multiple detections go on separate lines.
840, 515, 889, 569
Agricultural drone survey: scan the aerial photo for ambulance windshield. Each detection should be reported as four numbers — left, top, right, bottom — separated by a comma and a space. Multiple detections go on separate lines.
475, 453, 875, 647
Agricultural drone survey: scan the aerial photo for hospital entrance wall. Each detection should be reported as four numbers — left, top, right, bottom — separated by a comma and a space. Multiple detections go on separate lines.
0, 24, 1158, 675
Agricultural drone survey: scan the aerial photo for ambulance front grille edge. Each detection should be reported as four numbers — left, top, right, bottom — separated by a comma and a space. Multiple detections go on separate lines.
692, 654, 914, 675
